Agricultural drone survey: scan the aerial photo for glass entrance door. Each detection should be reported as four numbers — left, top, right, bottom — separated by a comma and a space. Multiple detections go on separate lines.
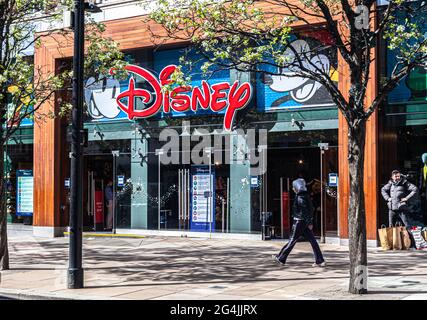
262, 143, 338, 239
87, 171, 105, 231
157, 162, 187, 231
83, 154, 114, 232
83, 152, 133, 233
113, 152, 132, 231
322, 147, 339, 237
156, 149, 216, 234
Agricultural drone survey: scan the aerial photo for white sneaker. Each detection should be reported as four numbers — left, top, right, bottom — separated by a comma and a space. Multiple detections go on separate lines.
312, 262, 326, 267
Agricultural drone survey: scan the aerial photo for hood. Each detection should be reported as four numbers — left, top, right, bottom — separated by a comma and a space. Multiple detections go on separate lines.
292, 178, 307, 193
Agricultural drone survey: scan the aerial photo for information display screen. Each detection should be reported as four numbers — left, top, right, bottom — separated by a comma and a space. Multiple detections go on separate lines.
16, 170, 33, 217
190, 166, 215, 232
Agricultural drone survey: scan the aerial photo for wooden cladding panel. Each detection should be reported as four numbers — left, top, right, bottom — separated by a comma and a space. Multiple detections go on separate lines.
38, 0, 332, 56
338, 12, 379, 240
33, 46, 61, 227
339, 113, 378, 241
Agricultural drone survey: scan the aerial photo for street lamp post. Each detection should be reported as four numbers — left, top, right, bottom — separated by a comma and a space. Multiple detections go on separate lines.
68, 0, 101, 289
68, 0, 85, 289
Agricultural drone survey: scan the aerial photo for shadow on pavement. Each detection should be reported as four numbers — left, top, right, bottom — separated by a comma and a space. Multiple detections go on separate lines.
5, 237, 427, 293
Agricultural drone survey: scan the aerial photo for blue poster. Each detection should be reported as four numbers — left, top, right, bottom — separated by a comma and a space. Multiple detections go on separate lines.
257, 31, 338, 112
16, 170, 33, 217
190, 165, 215, 232
154, 48, 231, 118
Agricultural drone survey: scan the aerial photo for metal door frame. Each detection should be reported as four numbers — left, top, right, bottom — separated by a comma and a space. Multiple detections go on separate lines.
178, 168, 190, 230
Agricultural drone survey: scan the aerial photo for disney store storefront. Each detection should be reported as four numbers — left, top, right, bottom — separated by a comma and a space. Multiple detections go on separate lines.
32, 12, 423, 244
60, 39, 340, 239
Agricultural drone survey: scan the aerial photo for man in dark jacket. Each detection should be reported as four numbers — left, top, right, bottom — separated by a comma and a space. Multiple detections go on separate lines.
381, 170, 418, 227
272, 178, 325, 267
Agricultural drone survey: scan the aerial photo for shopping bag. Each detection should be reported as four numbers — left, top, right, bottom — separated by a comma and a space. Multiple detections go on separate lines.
400, 227, 412, 250
410, 226, 427, 250
392, 226, 402, 250
378, 225, 393, 250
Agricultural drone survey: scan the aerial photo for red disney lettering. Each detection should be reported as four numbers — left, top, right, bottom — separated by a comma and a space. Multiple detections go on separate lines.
110, 64, 253, 131
210, 82, 230, 112
160, 65, 178, 113
171, 86, 192, 112
111, 65, 163, 119
191, 81, 210, 111
224, 81, 252, 131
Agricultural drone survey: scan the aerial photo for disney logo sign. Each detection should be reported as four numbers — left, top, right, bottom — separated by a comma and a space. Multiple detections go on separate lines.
109, 65, 253, 131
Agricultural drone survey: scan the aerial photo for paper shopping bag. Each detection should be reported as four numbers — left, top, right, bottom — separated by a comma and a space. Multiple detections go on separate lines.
378, 225, 393, 250
400, 227, 412, 250
392, 226, 402, 250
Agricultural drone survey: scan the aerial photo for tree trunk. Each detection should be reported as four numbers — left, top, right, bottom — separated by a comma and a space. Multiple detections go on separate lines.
347, 121, 368, 294
0, 141, 10, 271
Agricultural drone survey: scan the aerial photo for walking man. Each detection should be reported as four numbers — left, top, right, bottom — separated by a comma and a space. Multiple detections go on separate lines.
273, 178, 325, 267
381, 170, 418, 227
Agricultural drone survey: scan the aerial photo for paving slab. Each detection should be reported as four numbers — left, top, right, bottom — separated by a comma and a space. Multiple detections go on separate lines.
114, 288, 179, 299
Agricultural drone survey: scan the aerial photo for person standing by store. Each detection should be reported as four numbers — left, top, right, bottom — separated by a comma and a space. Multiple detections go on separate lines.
272, 178, 326, 267
381, 170, 418, 227
105, 180, 114, 230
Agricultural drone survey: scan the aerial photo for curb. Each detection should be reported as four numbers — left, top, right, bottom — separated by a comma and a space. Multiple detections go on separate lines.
63, 232, 145, 239
0, 288, 73, 300
0, 288, 122, 300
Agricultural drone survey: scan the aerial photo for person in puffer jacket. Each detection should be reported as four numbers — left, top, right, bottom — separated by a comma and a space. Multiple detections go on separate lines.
272, 178, 325, 267
381, 170, 418, 227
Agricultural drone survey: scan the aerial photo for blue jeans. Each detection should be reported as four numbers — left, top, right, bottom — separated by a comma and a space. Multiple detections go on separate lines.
277, 219, 325, 265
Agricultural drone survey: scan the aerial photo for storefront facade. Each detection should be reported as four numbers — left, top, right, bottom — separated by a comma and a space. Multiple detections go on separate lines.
55, 44, 341, 241
28, 1, 390, 246
378, 19, 427, 228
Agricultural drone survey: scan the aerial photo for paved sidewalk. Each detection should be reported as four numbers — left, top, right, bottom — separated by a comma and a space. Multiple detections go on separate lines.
1, 231, 427, 300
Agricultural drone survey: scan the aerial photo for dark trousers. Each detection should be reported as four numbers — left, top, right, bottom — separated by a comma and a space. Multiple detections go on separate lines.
389, 210, 411, 227
277, 219, 324, 265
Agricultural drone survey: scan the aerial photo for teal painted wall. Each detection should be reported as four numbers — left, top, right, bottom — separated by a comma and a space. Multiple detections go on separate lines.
229, 133, 251, 233
130, 133, 149, 229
